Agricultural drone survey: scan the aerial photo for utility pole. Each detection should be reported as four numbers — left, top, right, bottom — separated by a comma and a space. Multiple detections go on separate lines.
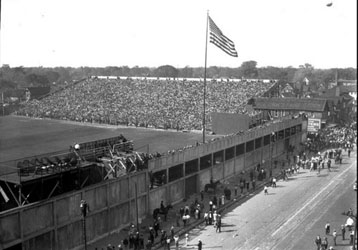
135, 182, 139, 231
80, 200, 89, 250
270, 132, 275, 178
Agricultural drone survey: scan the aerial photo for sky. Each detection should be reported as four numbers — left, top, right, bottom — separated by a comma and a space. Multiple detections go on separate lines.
0, 0, 357, 69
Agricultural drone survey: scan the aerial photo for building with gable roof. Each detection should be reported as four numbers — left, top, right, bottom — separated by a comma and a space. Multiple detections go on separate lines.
252, 97, 329, 130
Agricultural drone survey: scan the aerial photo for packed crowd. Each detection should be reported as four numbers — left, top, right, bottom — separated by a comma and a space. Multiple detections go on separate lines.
303, 125, 357, 154
17, 78, 273, 130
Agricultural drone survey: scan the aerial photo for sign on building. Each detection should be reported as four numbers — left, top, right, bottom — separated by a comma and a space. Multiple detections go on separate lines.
307, 118, 321, 132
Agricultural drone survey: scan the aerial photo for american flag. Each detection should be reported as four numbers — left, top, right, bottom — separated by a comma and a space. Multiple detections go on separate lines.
209, 16, 238, 57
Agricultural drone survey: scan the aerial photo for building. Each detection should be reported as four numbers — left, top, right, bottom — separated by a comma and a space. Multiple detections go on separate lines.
252, 97, 329, 131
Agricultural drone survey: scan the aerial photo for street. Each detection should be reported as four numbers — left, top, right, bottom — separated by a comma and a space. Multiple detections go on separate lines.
179, 150, 357, 250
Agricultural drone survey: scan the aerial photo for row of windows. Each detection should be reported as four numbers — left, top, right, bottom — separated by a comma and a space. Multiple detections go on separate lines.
157, 124, 302, 184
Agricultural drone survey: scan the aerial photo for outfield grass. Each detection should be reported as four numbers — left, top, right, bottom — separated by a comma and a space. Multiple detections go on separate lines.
0, 116, 219, 163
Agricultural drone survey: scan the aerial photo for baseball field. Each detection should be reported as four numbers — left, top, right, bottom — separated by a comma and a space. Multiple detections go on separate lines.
0, 115, 219, 168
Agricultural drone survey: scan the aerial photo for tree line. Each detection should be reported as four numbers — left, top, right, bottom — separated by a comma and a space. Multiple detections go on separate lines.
0, 61, 356, 98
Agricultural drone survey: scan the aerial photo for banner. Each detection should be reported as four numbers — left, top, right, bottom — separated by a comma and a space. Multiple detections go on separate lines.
307, 118, 321, 132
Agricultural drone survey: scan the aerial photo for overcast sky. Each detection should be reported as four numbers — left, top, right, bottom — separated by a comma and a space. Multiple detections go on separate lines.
0, 0, 356, 69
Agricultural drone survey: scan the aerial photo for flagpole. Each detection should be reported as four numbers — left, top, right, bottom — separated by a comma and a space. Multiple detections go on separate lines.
203, 11, 209, 144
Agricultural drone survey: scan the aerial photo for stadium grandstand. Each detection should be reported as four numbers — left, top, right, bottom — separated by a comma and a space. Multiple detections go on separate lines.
16, 77, 278, 131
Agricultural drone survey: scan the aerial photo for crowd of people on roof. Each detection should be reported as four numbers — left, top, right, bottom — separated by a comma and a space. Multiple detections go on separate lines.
16, 77, 273, 131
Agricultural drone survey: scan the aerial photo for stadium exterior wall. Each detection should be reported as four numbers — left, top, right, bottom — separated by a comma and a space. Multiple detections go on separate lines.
0, 117, 306, 250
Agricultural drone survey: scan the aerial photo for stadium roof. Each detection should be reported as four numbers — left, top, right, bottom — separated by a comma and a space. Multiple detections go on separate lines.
254, 97, 327, 112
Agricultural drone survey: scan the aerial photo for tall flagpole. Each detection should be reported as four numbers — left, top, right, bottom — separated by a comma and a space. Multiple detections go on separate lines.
203, 11, 209, 143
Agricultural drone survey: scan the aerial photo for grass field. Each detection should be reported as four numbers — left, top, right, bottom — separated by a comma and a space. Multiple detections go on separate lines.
0, 115, 219, 164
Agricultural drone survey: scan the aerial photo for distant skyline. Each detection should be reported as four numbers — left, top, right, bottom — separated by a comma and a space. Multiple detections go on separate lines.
0, 0, 357, 69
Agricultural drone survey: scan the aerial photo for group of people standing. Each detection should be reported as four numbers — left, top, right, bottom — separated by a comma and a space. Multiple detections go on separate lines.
315, 220, 355, 250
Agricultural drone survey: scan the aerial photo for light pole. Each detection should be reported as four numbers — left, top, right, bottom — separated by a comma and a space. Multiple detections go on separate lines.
135, 182, 139, 231
80, 200, 89, 250
270, 132, 275, 178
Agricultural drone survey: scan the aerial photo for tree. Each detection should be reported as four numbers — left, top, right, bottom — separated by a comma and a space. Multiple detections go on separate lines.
45, 71, 60, 84
240, 61, 258, 78
25, 73, 50, 86
292, 63, 314, 85
179, 66, 194, 78
154, 65, 178, 78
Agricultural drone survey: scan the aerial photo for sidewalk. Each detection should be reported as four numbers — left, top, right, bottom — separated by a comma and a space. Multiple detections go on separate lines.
88, 154, 291, 250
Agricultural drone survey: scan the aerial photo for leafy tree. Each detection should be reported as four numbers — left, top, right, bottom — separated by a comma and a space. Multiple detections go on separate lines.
154, 65, 178, 78
45, 71, 61, 84
240, 60, 258, 78
179, 66, 194, 78
25, 73, 50, 86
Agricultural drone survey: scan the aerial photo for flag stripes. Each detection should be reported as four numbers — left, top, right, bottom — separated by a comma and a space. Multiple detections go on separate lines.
208, 16, 238, 57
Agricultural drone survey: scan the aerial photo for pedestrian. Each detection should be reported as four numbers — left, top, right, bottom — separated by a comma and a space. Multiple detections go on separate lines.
350, 230, 354, 245
348, 148, 351, 157
213, 196, 218, 206
341, 224, 346, 240
154, 220, 160, 237
310, 161, 314, 171
315, 235, 322, 250
204, 211, 209, 225
327, 159, 331, 172
347, 208, 353, 216
272, 177, 277, 188
325, 222, 331, 235
264, 185, 268, 195
252, 179, 256, 190
134, 231, 140, 250
317, 163, 321, 175
240, 181, 244, 194
176, 212, 181, 227
185, 234, 189, 247
198, 239, 202, 250
160, 200, 165, 212
246, 181, 250, 190
332, 229, 337, 246
213, 210, 217, 225
173, 235, 179, 250
209, 200, 213, 211
166, 237, 171, 250
208, 211, 213, 225
321, 237, 328, 250
184, 205, 190, 215
160, 230, 167, 246
170, 225, 175, 240
234, 184, 238, 196
195, 208, 199, 219
250, 169, 254, 181
123, 238, 129, 250
145, 240, 152, 250
182, 214, 188, 227
216, 215, 222, 233
179, 207, 184, 217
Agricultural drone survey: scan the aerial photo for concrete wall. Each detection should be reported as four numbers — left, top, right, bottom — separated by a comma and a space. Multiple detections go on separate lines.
0, 117, 306, 250
198, 169, 211, 191
224, 159, 235, 179
234, 156, 245, 173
